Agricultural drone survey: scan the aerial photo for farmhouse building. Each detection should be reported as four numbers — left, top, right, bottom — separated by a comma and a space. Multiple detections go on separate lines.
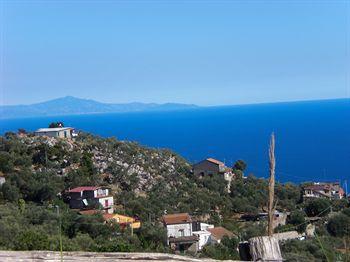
303, 182, 345, 200
162, 213, 232, 253
68, 186, 114, 214
162, 213, 198, 253
35, 127, 77, 139
193, 158, 234, 192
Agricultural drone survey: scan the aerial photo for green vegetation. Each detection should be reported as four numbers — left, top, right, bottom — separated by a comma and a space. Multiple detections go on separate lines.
304, 198, 331, 217
201, 236, 240, 260
49, 122, 64, 128
0, 132, 349, 260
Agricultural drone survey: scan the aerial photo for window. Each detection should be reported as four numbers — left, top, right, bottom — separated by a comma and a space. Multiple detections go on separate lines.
179, 229, 184, 237
105, 199, 109, 207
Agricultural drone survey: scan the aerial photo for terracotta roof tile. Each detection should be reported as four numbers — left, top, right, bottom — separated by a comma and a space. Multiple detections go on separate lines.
68, 186, 100, 193
103, 214, 115, 220
206, 158, 225, 166
162, 213, 192, 225
207, 227, 234, 240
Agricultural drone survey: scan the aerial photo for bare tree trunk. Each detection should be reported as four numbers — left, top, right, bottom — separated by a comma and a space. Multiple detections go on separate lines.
268, 133, 275, 236
248, 133, 282, 261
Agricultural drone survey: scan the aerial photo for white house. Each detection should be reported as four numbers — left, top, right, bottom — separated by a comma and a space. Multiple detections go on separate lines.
162, 213, 198, 253
68, 186, 114, 214
35, 127, 77, 139
163, 213, 193, 240
192, 222, 214, 250
162, 213, 232, 252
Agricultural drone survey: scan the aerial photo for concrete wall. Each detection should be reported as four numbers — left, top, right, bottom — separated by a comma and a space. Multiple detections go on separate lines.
35, 129, 72, 138
192, 231, 211, 250
98, 196, 114, 213
166, 223, 192, 239
193, 160, 219, 176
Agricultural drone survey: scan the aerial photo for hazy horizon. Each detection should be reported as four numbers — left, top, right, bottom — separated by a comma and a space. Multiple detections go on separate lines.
1, 1, 349, 106
1, 95, 349, 108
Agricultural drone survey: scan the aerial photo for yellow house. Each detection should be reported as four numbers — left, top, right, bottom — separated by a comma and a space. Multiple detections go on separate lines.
103, 213, 141, 229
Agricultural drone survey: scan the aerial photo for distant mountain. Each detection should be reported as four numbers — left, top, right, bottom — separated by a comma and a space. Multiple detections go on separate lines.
0, 96, 199, 119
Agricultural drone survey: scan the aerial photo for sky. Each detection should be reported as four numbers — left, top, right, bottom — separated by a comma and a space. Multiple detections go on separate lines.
0, 1, 349, 106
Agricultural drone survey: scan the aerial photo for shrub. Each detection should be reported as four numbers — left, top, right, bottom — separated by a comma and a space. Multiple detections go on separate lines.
304, 198, 331, 217
288, 210, 306, 233
327, 213, 350, 237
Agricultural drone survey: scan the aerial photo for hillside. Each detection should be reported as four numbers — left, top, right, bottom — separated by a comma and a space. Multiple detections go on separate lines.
0, 132, 348, 260
0, 96, 198, 119
0, 132, 228, 219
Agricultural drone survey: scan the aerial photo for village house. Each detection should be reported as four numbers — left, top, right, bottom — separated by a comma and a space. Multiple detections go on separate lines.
162, 213, 198, 253
193, 158, 234, 192
162, 213, 233, 253
35, 127, 77, 139
68, 186, 114, 214
191, 221, 214, 250
79, 210, 141, 229
103, 213, 141, 229
303, 182, 345, 200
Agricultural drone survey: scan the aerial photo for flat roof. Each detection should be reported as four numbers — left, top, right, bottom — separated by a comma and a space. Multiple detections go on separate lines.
35, 127, 73, 132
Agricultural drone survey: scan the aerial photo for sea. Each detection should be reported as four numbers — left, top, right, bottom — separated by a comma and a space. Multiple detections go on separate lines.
1, 99, 349, 187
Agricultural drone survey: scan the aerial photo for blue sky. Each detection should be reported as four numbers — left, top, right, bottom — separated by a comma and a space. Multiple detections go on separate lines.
1, 1, 349, 106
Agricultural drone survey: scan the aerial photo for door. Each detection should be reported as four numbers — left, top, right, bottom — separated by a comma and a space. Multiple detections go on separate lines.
104, 199, 109, 207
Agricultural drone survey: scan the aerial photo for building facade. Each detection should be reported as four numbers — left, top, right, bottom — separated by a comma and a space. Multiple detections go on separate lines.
68, 186, 114, 214
162, 213, 232, 253
303, 182, 345, 200
193, 158, 234, 192
35, 127, 77, 139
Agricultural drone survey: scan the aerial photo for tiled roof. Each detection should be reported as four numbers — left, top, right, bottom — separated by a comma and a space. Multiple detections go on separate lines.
162, 213, 192, 225
68, 186, 100, 193
103, 214, 115, 220
304, 183, 341, 191
207, 227, 234, 240
35, 127, 73, 132
206, 158, 225, 166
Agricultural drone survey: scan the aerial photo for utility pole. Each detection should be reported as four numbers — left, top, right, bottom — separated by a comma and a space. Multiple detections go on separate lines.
55, 205, 63, 262
267, 133, 276, 237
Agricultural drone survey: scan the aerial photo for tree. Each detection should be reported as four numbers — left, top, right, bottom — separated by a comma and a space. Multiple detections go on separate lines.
1, 182, 20, 202
201, 236, 239, 260
49, 122, 64, 128
18, 199, 26, 213
327, 213, 350, 237
233, 160, 247, 171
15, 230, 49, 250
288, 210, 306, 233
18, 128, 27, 134
304, 198, 331, 217
0, 151, 13, 173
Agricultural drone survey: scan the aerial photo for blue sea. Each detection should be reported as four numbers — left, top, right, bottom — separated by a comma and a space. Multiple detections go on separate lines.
1, 99, 349, 186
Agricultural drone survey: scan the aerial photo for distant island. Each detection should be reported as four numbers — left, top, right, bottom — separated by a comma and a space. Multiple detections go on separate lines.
0, 96, 199, 119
